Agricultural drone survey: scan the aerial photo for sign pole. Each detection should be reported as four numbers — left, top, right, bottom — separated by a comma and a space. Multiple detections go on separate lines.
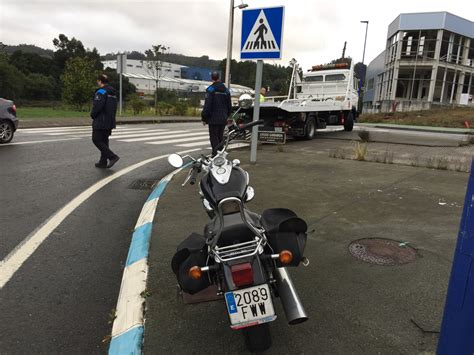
437, 159, 474, 354
117, 53, 124, 116
250, 59, 263, 164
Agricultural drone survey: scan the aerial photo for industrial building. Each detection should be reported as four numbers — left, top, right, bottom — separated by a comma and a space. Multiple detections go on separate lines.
102, 59, 253, 96
363, 12, 474, 113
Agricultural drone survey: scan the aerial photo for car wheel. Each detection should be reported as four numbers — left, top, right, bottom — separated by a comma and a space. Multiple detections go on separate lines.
0, 120, 14, 144
344, 112, 354, 132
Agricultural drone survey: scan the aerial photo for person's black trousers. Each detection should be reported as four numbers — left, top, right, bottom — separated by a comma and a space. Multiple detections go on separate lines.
92, 129, 117, 163
208, 124, 226, 156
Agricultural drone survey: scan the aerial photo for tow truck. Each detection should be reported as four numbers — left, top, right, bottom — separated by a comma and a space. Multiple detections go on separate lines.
235, 59, 359, 140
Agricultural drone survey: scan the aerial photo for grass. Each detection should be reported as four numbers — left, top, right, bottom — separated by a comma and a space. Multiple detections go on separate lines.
17, 107, 90, 119
17, 106, 200, 120
359, 106, 474, 128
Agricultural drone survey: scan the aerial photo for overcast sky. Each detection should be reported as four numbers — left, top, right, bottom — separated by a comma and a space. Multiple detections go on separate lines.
1, 0, 473, 71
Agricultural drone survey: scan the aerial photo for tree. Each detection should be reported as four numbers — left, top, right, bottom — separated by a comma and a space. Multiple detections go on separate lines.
53, 34, 87, 71
143, 44, 170, 112
0, 54, 26, 99
24, 73, 57, 100
103, 67, 136, 101
61, 57, 98, 110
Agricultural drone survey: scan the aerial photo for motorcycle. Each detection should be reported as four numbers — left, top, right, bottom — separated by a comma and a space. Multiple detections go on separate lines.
168, 94, 309, 352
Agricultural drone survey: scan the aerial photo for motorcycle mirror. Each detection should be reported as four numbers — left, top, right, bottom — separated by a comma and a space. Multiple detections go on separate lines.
245, 186, 255, 202
168, 153, 184, 168
238, 93, 253, 109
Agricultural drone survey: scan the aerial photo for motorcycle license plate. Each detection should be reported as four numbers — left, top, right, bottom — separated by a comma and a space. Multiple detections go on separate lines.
225, 284, 276, 329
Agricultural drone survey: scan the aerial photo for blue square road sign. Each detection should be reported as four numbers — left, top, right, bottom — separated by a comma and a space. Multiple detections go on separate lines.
240, 6, 284, 60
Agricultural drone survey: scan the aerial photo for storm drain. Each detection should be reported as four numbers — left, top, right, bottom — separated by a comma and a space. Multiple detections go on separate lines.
128, 179, 159, 190
348, 238, 417, 265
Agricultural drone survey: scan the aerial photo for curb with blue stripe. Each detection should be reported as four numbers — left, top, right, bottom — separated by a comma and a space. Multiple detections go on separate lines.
108, 166, 188, 354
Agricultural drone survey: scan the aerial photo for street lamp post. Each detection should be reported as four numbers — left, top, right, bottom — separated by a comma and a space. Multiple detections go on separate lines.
225, 0, 248, 88
359, 20, 369, 97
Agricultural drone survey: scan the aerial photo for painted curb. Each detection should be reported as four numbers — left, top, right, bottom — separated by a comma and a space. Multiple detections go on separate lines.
108, 165, 188, 355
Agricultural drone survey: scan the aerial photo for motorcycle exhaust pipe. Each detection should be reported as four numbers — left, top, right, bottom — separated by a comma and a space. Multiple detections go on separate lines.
275, 267, 308, 325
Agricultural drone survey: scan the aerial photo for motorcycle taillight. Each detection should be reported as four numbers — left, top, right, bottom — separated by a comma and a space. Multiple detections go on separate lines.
231, 262, 253, 288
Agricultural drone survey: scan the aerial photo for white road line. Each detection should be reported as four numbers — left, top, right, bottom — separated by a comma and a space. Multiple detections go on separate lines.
175, 140, 211, 147
144, 135, 209, 145
119, 131, 205, 143
227, 143, 249, 149
20, 127, 92, 133
19, 127, 149, 134
0, 138, 81, 146
0, 148, 201, 290
108, 129, 177, 139
46, 128, 168, 136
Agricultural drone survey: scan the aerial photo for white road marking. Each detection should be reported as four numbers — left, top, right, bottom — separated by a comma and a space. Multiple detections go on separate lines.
144, 135, 209, 145
119, 131, 206, 143
0, 148, 201, 289
176, 140, 211, 147
109, 129, 177, 139
19, 126, 148, 134
0, 138, 81, 146
20, 127, 92, 133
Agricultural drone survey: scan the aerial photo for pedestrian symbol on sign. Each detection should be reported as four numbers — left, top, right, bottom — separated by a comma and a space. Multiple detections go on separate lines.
253, 19, 269, 49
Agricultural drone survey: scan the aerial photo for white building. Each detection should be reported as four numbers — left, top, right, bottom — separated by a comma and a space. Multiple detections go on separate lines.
363, 12, 474, 113
102, 58, 253, 96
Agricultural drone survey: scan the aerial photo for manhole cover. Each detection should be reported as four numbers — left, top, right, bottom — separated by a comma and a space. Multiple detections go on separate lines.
128, 179, 158, 190
348, 238, 417, 265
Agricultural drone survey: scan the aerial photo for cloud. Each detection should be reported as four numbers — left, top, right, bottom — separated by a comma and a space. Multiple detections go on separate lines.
1, 0, 473, 72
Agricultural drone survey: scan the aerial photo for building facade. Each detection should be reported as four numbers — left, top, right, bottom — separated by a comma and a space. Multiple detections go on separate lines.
102, 58, 251, 96
364, 12, 474, 113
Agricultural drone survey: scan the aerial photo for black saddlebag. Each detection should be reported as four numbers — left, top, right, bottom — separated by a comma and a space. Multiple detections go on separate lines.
171, 233, 210, 295
260, 208, 307, 267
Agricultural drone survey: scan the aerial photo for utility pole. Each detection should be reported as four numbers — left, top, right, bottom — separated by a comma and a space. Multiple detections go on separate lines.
342, 41, 347, 59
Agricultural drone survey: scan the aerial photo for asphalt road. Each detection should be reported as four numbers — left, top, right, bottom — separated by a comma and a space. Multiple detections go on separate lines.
0, 122, 470, 353
0, 123, 213, 353
144, 137, 470, 354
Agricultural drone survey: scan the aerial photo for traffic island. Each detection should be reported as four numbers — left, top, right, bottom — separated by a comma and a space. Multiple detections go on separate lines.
143, 139, 469, 353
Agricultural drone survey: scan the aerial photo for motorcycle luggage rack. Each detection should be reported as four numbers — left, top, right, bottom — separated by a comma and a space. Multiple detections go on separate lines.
213, 238, 263, 263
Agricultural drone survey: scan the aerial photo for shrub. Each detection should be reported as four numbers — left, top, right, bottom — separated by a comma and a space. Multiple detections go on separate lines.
174, 101, 188, 116
128, 95, 147, 115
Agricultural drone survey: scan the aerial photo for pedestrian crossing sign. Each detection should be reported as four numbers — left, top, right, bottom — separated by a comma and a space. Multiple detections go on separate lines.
241, 6, 284, 60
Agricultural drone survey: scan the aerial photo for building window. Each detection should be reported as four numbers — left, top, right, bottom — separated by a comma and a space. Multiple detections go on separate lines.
406, 36, 413, 56
418, 36, 425, 56
368, 78, 374, 90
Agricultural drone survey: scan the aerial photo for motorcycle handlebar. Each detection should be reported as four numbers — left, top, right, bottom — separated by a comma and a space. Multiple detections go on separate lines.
189, 167, 198, 185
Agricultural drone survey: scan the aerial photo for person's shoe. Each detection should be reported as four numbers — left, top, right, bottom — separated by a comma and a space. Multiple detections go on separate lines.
107, 156, 120, 168
95, 161, 107, 169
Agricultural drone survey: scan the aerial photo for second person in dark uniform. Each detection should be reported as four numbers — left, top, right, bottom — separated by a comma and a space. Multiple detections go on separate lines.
201, 71, 232, 157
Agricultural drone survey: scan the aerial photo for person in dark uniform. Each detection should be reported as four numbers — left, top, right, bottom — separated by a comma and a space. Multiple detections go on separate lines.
90, 74, 120, 169
201, 71, 232, 157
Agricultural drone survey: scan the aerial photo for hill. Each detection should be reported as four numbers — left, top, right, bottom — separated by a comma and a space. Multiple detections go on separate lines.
0, 43, 54, 58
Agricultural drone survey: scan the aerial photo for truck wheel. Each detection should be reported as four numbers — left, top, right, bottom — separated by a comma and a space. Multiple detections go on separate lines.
344, 112, 354, 132
243, 323, 272, 352
304, 118, 316, 140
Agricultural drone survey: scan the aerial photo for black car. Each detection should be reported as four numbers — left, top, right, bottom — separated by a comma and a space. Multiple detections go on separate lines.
0, 98, 18, 144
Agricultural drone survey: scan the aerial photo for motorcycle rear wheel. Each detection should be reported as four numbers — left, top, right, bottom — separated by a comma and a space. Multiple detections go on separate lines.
243, 323, 271, 352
